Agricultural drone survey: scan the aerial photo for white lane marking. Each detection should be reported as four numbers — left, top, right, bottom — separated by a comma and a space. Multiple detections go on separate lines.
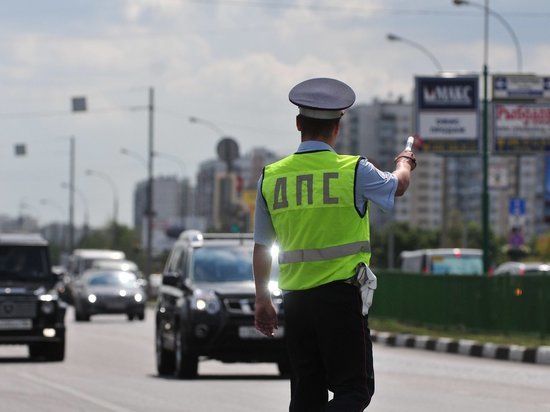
18, 372, 133, 412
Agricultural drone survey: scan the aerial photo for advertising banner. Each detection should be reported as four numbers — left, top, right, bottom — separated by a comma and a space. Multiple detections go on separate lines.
415, 76, 479, 153
493, 103, 550, 152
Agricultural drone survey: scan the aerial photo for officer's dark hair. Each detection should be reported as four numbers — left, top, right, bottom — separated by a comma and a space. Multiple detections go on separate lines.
297, 114, 340, 139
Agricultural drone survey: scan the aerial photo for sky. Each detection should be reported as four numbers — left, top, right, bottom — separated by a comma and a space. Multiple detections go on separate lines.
1, 0, 549, 228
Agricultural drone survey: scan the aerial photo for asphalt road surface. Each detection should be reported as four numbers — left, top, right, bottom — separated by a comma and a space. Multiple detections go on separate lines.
0, 307, 549, 412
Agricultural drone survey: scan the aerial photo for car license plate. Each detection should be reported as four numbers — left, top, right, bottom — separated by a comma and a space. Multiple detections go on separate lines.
0, 319, 32, 330
238, 326, 284, 339
106, 301, 126, 310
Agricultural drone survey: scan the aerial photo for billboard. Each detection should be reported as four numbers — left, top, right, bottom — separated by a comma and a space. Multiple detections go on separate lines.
493, 103, 550, 152
415, 76, 479, 153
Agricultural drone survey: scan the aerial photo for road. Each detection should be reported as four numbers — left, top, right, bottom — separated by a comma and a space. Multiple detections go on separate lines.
0, 307, 549, 412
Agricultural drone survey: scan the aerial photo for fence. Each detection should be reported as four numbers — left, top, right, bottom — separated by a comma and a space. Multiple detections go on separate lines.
371, 271, 550, 338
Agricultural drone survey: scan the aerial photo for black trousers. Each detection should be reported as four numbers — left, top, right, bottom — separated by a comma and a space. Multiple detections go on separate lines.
283, 281, 373, 412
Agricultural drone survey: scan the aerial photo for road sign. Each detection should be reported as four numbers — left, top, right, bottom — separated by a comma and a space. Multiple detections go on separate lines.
493, 74, 550, 100
488, 163, 509, 189
509, 198, 526, 216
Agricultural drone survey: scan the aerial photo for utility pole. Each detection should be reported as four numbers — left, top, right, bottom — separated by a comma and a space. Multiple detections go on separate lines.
146, 87, 154, 277
69, 136, 75, 252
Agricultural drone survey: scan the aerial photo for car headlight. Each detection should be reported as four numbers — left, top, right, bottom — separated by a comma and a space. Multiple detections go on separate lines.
191, 289, 221, 314
134, 293, 143, 303
88, 294, 97, 303
39, 294, 55, 302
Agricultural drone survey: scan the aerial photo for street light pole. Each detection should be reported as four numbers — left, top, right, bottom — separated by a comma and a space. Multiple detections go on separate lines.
189, 116, 225, 136
386, 33, 443, 72
121, 147, 147, 167
453, 0, 522, 72
481, 0, 491, 274
452, 0, 497, 275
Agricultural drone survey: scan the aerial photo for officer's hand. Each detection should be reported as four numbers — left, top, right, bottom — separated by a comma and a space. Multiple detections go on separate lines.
255, 297, 278, 337
394, 150, 416, 171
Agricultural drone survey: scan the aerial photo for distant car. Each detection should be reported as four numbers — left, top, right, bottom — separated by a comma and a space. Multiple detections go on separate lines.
66, 249, 126, 300
155, 230, 287, 379
493, 261, 550, 276
400, 248, 484, 275
0, 233, 66, 361
72, 269, 146, 322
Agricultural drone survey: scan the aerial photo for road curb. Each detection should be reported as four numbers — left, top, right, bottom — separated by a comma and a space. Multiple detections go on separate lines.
371, 331, 550, 366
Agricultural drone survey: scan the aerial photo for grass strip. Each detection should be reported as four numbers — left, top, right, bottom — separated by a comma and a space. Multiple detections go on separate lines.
370, 317, 550, 348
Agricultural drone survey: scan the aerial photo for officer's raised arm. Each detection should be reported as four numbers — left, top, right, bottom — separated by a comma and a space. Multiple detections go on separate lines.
393, 136, 417, 196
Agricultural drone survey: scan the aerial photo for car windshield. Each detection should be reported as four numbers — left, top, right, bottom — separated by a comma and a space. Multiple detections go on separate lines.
87, 271, 137, 286
0, 245, 51, 282
192, 246, 255, 283
430, 255, 483, 275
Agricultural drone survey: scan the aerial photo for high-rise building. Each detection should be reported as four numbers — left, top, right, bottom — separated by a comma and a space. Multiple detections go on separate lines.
133, 175, 195, 254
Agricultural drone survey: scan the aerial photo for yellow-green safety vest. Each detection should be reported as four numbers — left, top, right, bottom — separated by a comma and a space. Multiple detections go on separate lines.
261, 150, 371, 290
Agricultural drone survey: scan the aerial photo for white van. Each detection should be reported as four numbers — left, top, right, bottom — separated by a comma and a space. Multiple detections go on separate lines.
68, 249, 126, 279
399, 248, 483, 275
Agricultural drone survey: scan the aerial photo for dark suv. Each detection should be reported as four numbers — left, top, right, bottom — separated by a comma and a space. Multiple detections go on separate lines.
155, 231, 288, 379
0, 233, 66, 361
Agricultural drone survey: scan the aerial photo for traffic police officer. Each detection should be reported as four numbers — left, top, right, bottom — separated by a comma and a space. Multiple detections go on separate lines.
253, 77, 416, 411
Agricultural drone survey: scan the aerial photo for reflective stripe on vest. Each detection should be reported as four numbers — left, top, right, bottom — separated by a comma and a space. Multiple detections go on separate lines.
279, 240, 371, 264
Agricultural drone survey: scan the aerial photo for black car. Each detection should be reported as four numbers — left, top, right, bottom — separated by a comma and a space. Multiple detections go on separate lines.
155, 231, 288, 379
0, 233, 66, 361
72, 269, 146, 322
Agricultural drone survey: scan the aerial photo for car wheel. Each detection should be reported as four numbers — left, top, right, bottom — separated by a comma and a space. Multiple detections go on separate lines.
156, 323, 175, 376
127, 313, 135, 321
174, 326, 198, 379
277, 358, 292, 378
138, 311, 145, 321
